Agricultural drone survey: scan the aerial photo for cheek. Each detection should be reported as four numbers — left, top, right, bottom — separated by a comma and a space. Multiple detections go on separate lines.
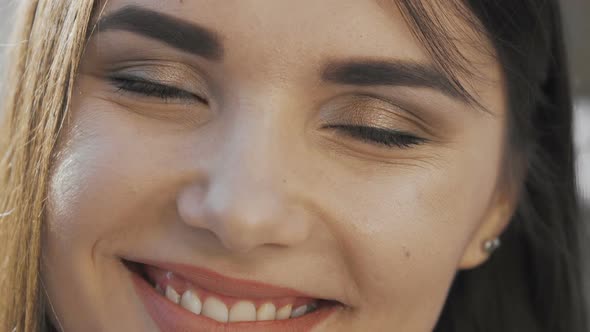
42, 95, 197, 329
47, 122, 133, 254
321, 140, 503, 318
45, 99, 176, 259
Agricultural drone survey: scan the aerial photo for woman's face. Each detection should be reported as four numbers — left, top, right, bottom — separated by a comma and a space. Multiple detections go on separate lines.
44, 0, 512, 331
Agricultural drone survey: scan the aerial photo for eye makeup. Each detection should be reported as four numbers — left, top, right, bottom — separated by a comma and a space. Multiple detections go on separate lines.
105, 65, 429, 150
101, 60, 212, 106
322, 124, 427, 149
108, 75, 208, 105
318, 94, 434, 150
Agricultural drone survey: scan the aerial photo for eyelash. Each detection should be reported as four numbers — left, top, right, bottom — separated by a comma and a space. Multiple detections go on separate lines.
109, 76, 208, 104
110, 77, 424, 149
324, 124, 426, 149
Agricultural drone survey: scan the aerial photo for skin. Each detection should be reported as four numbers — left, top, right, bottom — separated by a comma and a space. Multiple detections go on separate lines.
43, 0, 516, 330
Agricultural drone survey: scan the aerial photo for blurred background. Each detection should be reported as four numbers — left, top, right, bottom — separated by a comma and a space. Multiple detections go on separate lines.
0, 0, 589, 316
564, 0, 590, 211
562, 1, 590, 310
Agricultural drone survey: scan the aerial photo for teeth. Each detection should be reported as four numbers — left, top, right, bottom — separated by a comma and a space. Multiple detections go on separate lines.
275, 304, 292, 320
165, 285, 180, 304
290, 305, 307, 318
202, 297, 229, 323
180, 290, 202, 315
156, 283, 317, 322
256, 303, 276, 321
229, 301, 257, 322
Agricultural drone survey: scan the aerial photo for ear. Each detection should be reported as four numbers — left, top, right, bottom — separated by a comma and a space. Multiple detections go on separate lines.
458, 178, 520, 270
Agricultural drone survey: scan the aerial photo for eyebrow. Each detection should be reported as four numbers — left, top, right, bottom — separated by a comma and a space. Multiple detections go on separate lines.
97, 6, 224, 61
96, 7, 467, 103
322, 60, 468, 102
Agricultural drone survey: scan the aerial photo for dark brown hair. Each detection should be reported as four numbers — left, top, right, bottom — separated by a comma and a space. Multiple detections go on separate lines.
395, 1, 587, 331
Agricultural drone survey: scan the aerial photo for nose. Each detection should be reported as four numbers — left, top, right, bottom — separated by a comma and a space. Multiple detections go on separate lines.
176, 118, 313, 254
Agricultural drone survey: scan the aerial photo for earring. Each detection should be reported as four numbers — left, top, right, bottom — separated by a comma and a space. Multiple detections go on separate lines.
483, 238, 501, 254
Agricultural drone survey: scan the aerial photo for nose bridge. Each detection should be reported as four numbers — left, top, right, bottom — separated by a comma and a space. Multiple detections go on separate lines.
184, 105, 311, 253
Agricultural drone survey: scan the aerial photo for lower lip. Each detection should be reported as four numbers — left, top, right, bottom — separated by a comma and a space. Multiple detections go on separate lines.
130, 267, 341, 332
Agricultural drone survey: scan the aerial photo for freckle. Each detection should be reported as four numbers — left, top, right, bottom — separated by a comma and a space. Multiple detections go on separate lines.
403, 247, 411, 258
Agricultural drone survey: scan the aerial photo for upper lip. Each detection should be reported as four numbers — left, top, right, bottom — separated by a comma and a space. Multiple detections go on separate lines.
128, 258, 339, 302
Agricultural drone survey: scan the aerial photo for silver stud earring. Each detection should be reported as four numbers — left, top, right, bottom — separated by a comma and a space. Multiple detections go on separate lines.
483, 238, 501, 254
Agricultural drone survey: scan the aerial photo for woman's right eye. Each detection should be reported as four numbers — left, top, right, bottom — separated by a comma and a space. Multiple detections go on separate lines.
108, 76, 208, 105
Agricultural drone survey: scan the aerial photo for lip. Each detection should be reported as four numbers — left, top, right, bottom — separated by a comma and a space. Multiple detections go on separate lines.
133, 258, 320, 299
125, 259, 343, 331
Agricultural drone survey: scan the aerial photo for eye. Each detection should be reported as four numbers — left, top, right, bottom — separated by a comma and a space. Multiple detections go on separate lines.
324, 124, 427, 149
108, 75, 208, 104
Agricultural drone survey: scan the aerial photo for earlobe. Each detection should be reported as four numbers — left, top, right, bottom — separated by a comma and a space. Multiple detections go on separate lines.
459, 236, 503, 269
458, 187, 517, 270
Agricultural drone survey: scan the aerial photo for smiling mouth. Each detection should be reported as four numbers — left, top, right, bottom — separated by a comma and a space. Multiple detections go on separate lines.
123, 259, 343, 331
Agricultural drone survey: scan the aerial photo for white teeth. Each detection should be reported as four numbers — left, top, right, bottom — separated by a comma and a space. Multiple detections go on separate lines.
290, 305, 307, 318
202, 297, 229, 323
276, 304, 292, 320
158, 283, 314, 322
165, 285, 180, 304
256, 303, 276, 321
180, 290, 202, 315
228, 301, 257, 322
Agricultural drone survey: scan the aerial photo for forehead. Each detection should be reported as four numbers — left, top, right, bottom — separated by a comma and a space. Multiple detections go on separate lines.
96, 0, 427, 60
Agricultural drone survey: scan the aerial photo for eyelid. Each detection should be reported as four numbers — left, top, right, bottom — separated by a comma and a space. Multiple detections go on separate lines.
321, 94, 429, 132
351, 95, 429, 129
108, 74, 209, 104
327, 92, 446, 140
107, 61, 211, 96
324, 124, 427, 149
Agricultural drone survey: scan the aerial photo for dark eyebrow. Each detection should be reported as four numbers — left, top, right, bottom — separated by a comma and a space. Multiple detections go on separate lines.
322, 60, 468, 102
97, 5, 224, 61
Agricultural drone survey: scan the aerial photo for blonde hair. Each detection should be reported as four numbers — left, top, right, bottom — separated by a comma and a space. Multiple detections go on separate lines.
0, 1, 96, 331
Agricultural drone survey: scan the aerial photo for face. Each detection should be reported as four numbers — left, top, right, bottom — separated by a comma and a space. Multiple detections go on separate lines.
43, 0, 512, 331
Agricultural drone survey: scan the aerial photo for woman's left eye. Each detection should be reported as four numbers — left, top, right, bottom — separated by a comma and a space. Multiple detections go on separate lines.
108, 76, 208, 104
324, 124, 427, 149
